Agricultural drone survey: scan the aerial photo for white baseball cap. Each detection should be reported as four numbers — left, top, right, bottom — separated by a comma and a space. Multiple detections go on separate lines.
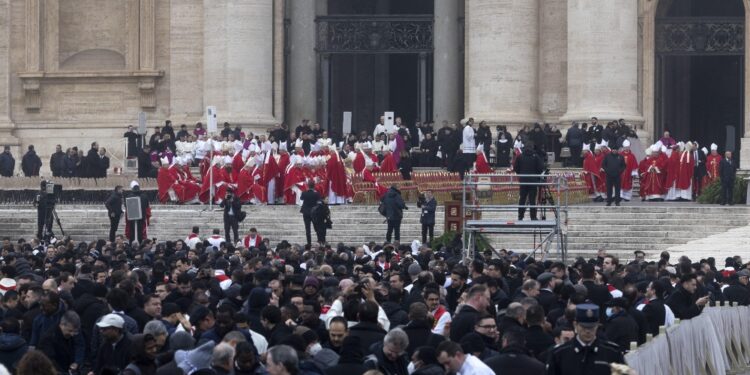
96, 313, 125, 329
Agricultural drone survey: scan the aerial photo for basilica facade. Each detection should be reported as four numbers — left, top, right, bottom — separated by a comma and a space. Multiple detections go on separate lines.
0, 0, 748, 169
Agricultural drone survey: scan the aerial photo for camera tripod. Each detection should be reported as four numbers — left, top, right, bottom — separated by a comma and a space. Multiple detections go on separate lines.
42, 204, 66, 244
537, 184, 558, 221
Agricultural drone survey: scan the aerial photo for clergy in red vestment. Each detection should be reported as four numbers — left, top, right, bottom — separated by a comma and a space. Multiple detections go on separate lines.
704, 143, 722, 187
276, 146, 290, 200
283, 155, 306, 205
236, 158, 266, 204
199, 157, 226, 204
663, 144, 681, 200
362, 160, 388, 199
327, 146, 350, 204
674, 142, 695, 200
582, 146, 605, 201
262, 148, 280, 204
619, 140, 639, 201
473, 145, 494, 174
380, 151, 397, 173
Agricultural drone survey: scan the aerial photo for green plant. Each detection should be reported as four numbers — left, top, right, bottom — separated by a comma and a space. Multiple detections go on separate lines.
697, 179, 747, 204
430, 230, 493, 252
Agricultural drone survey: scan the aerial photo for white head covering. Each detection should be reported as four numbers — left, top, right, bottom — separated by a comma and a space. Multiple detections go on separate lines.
644, 147, 652, 156
655, 140, 664, 149
710, 143, 718, 151
622, 140, 631, 148
514, 140, 524, 149
271, 142, 278, 151
364, 142, 373, 150
594, 143, 602, 151
295, 139, 303, 148
280, 141, 288, 151
701, 147, 708, 155
130, 180, 139, 189
650, 145, 660, 154
160, 156, 169, 166
312, 143, 320, 152
245, 157, 256, 168
460, 118, 468, 126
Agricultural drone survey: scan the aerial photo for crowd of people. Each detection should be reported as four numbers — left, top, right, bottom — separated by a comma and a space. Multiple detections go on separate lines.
580, 130, 737, 205
0, 229, 743, 375
0, 143, 111, 179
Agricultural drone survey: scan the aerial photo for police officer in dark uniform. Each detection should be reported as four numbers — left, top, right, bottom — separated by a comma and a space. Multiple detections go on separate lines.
546, 304, 624, 375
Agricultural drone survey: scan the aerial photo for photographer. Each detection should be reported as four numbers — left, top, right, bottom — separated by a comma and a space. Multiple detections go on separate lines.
220, 190, 241, 244
513, 144, 545, 221
105, 186, 124, 242
35, 181, 54, 240
418, 191, 436, 245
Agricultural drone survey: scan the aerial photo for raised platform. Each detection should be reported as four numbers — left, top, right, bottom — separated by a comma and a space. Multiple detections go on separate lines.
1, 201, 748, 261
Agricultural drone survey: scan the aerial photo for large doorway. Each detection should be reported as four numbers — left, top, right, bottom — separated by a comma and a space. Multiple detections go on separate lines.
655, 0, 745, 151
318, 0, 434, 138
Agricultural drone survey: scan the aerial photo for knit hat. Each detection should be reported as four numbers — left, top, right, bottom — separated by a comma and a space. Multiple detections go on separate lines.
176, 341, 215, 374
304, 276, 320, 289
169, 331, 195, 351
408, 263, 422, 277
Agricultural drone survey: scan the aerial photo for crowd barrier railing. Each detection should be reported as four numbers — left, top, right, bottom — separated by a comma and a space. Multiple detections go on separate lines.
625, 303, 750, 375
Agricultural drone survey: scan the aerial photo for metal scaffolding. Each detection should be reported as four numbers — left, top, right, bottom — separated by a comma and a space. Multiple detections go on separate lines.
462, 173, 570, 263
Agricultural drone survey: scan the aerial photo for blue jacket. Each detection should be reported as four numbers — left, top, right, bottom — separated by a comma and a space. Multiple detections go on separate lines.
30, 302, 65, 347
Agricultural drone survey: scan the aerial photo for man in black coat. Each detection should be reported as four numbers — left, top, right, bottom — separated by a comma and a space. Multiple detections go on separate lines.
418, 190, 436, 244
310, 198, 331, 244
49, 144, 66, 177
38, 311, 85, 373
381, 186, 406, 243
719, 151, 737, 205
219, 190, 241, 244
436, 122, 455, 169
580, 263, 612, 310
587, 117, 604, 143
21, 145, 42, 177
348, 301, 387, 356
300, 181, 322, 246
565, 123, 584, 167
260, 306, 293, 348
105, 186, 124, 242
401, 303, 445, 356
0, 319, 28, 371
92, 314, 133, 375
0, 146, 13, 177
513, 147, 545, 220
324, 336, 368, 375
601, 147, 626, 206
486, 330, 545, 375
722, 269, 750, 306
602, 298, 639, 352
666, 273, 709, 320
450, 285, 489, 342
641, 280, 669, 336
83, 142, 101, 178
524, 305, 554, 358
137, 145, 157, 178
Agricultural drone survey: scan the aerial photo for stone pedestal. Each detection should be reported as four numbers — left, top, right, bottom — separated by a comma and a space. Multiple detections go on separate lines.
433, 0, 462, 125
562, 0, 642, 125
203, 0, 275, 128
464, 0, 539, 124
287, 0, 317, 129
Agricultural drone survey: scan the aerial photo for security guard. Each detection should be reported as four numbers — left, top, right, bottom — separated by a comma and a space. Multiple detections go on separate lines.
546, 303, 624, 375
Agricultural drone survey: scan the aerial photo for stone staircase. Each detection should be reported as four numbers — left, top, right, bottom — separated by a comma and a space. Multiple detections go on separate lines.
1, 203, 747, 261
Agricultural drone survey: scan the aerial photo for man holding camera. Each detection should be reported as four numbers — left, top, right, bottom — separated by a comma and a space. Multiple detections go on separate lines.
514, 144, 545, 221
220, 190, 242, 244
105, 186, 123, 242
35, 181, 55, 240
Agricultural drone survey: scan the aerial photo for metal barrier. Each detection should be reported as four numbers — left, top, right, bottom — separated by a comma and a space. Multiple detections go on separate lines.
625, 303, 750, 375
461, 173, 570, 263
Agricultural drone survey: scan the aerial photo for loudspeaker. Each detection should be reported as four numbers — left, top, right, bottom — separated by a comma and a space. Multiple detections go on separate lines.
206, 106, 218, 134
125, 197, 143, 221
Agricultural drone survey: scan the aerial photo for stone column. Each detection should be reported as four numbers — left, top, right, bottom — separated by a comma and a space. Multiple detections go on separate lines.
464, 0, 539, 124
562, 0, 642, 125
0, 0, 17, 147
169, 0, 204, 123
203, 0, 275, 128
287, 0, 317, 129
538, 0, 567, 122
433, 0, 461, 124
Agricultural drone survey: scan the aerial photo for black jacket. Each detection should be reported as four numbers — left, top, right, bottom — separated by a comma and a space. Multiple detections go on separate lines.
0, 333, 27, 370
450, 304, 480, 342
93, 333, 133, 375
418, 197, 436, 225
73, 293, 109, 350
50, 151, 66, 177
513, 149, 544, 182
412, 364, 446, 375
38, 325, 84, 372
21, 150, 42, 176
85, 148, 100, 177
381, 187, 406, 221
220, 195, 242, 220
0, 151, 15, 177
485, 345, 545, 375
582, 280, 612, 311
400, 319, 445, 356
666, 286, 704, 320
364, 341, 409, 375
106, 190, 124, 215
601, 152, 626, 178
300, 189, 321, 216
325, 362, 369, 375
723, 283, 750, 306
720, 157, 737, 183
603, 312, 639, 352
524, 325, 554, 358
546, 337, 624, 375
565, 126, 584, 147
348, 321, 386, 356
641, 298, 667, 336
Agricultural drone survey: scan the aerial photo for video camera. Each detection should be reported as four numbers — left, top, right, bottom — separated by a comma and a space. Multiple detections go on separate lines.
41, 180, 62, 199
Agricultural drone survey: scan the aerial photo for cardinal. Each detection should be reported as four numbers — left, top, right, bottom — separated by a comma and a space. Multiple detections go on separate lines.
638, 146, 666, 201
704, 143, 722, 187
618, 140, 639, 202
